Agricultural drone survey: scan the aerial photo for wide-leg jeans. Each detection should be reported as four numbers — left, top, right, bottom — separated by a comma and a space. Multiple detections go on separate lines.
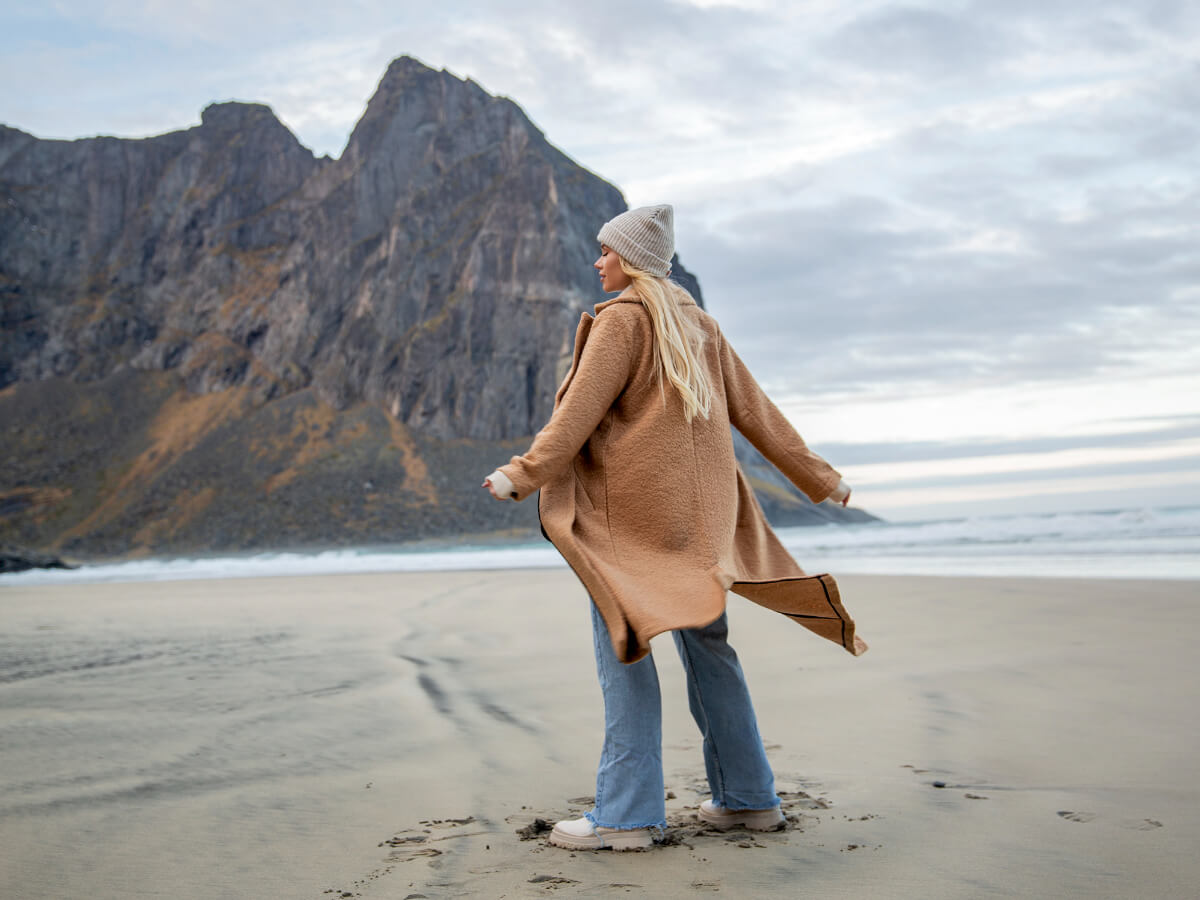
585, 601, 781, 831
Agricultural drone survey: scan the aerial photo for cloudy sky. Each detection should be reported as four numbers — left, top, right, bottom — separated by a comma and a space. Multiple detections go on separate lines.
4, 0, 1198, 520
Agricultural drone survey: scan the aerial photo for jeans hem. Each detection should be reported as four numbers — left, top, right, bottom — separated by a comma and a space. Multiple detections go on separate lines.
585, 810, 667, 834
714, 797, 782, 812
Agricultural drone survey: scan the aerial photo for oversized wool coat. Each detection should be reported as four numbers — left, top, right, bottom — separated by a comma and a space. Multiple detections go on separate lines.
498, 291, 867, 664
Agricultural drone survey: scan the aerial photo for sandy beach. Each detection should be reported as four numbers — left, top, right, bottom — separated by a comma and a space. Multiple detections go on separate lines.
1, 568, 1196, 899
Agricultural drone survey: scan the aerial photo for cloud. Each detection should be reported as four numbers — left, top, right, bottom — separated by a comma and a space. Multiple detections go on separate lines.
679, 30, 1200, 399
848, 438, 1200, 488
815, 415, 1200, 466
862, 467, 1200, 519
824, 5, 1020, 80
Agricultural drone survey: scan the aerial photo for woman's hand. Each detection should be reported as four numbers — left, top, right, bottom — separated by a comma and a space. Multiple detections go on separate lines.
482, 469, 514, 501
827, 479, 852, 507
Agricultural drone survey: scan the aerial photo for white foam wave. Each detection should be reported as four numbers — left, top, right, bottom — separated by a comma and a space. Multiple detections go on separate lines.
1, 543, 566, 586
776, 505, 1200, 552
773, 505, 1200, 579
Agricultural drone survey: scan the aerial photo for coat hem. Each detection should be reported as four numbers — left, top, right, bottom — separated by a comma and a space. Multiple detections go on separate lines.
730, 572, 866, 656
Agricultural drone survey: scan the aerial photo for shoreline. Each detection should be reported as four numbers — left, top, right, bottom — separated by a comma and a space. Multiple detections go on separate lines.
6, 503, 1197, 585
6, 551, 1200, 589
2, 571, 1196, 898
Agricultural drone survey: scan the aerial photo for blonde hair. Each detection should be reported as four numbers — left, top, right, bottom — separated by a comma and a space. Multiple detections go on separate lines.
619, 257, 713, 421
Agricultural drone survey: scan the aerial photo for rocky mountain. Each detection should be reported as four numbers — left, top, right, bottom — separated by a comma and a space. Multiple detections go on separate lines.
0, 56, 871, 562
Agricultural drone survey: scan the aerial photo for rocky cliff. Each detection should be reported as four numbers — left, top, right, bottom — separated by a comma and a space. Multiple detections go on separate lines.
0, 56, 869, 561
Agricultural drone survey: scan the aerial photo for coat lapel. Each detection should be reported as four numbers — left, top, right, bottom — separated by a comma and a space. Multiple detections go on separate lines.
555, 294, 654, 407
554, 313, 594, 408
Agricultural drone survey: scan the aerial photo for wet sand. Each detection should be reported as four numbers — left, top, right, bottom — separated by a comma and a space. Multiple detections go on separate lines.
1, 570, 1196, 898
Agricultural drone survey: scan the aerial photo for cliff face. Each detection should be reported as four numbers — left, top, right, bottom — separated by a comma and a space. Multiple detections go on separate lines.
1, 103, 322, 389
2, 59, 632, 436
0, 56, 866, 560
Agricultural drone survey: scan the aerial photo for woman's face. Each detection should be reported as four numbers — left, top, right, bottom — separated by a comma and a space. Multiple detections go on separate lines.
594, 245, 632, 293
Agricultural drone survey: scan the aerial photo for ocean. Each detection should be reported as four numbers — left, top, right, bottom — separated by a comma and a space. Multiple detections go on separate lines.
4, 504, 1198, 585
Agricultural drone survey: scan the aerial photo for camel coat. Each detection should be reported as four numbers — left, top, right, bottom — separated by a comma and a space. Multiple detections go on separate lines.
499, 292, 866, 664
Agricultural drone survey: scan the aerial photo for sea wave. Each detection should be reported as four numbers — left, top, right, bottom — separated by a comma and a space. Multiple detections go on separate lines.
774, 505, 1200, 579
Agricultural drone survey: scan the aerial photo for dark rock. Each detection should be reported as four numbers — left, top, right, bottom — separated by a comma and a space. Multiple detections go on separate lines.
515, 817, 553, 839
0, 546, 76, 573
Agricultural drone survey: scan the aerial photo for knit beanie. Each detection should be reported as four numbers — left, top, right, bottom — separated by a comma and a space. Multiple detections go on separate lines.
597, 204, 674, 277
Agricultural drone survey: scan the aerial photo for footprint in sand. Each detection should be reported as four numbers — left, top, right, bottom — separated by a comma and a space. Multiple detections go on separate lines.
528, 874, 579, 885
1057, 811, 1097, 823
1119, 818, 1163, 831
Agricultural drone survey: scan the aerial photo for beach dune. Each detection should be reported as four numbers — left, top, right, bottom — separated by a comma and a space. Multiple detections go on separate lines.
0, 570, 1196, 898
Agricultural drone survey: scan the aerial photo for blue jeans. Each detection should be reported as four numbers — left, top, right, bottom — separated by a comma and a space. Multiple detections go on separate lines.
585, 601, 780, 831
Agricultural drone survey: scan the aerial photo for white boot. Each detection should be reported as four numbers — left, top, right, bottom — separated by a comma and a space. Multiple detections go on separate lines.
697, 799, 785, 831
548, 817, 655, 851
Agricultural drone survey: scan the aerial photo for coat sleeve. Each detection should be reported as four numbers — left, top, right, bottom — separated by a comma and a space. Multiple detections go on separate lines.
497, 308, 638, 501
719, 330, 842, 503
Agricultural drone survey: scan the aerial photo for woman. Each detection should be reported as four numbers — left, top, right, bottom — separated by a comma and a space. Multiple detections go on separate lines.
483, 204, 865, 851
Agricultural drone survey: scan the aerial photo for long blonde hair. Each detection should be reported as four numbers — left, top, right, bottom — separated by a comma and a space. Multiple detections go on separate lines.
619, 258, 713, 421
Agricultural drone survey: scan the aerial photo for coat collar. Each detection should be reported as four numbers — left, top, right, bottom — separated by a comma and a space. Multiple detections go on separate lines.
593, 286, 698, 315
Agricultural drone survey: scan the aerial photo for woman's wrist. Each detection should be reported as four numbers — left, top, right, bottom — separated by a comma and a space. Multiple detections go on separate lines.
486, 469, 516, 500
827, 478, 851, 506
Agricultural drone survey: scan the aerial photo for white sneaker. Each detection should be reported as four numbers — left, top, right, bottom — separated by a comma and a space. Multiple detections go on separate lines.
697, 799, 785, 831
548, 816, 655, 851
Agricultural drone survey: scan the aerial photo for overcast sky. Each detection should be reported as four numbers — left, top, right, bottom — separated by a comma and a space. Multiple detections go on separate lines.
4, 0, 1198, 520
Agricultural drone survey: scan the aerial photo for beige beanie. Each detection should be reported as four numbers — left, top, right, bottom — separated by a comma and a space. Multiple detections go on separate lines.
597, 204, 674, 277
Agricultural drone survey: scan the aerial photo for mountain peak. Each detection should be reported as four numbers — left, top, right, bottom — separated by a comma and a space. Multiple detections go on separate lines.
200, 101, 285, 133
361, 55, 493, 117
382, 54, 439, 79
339, 53, 525, 185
